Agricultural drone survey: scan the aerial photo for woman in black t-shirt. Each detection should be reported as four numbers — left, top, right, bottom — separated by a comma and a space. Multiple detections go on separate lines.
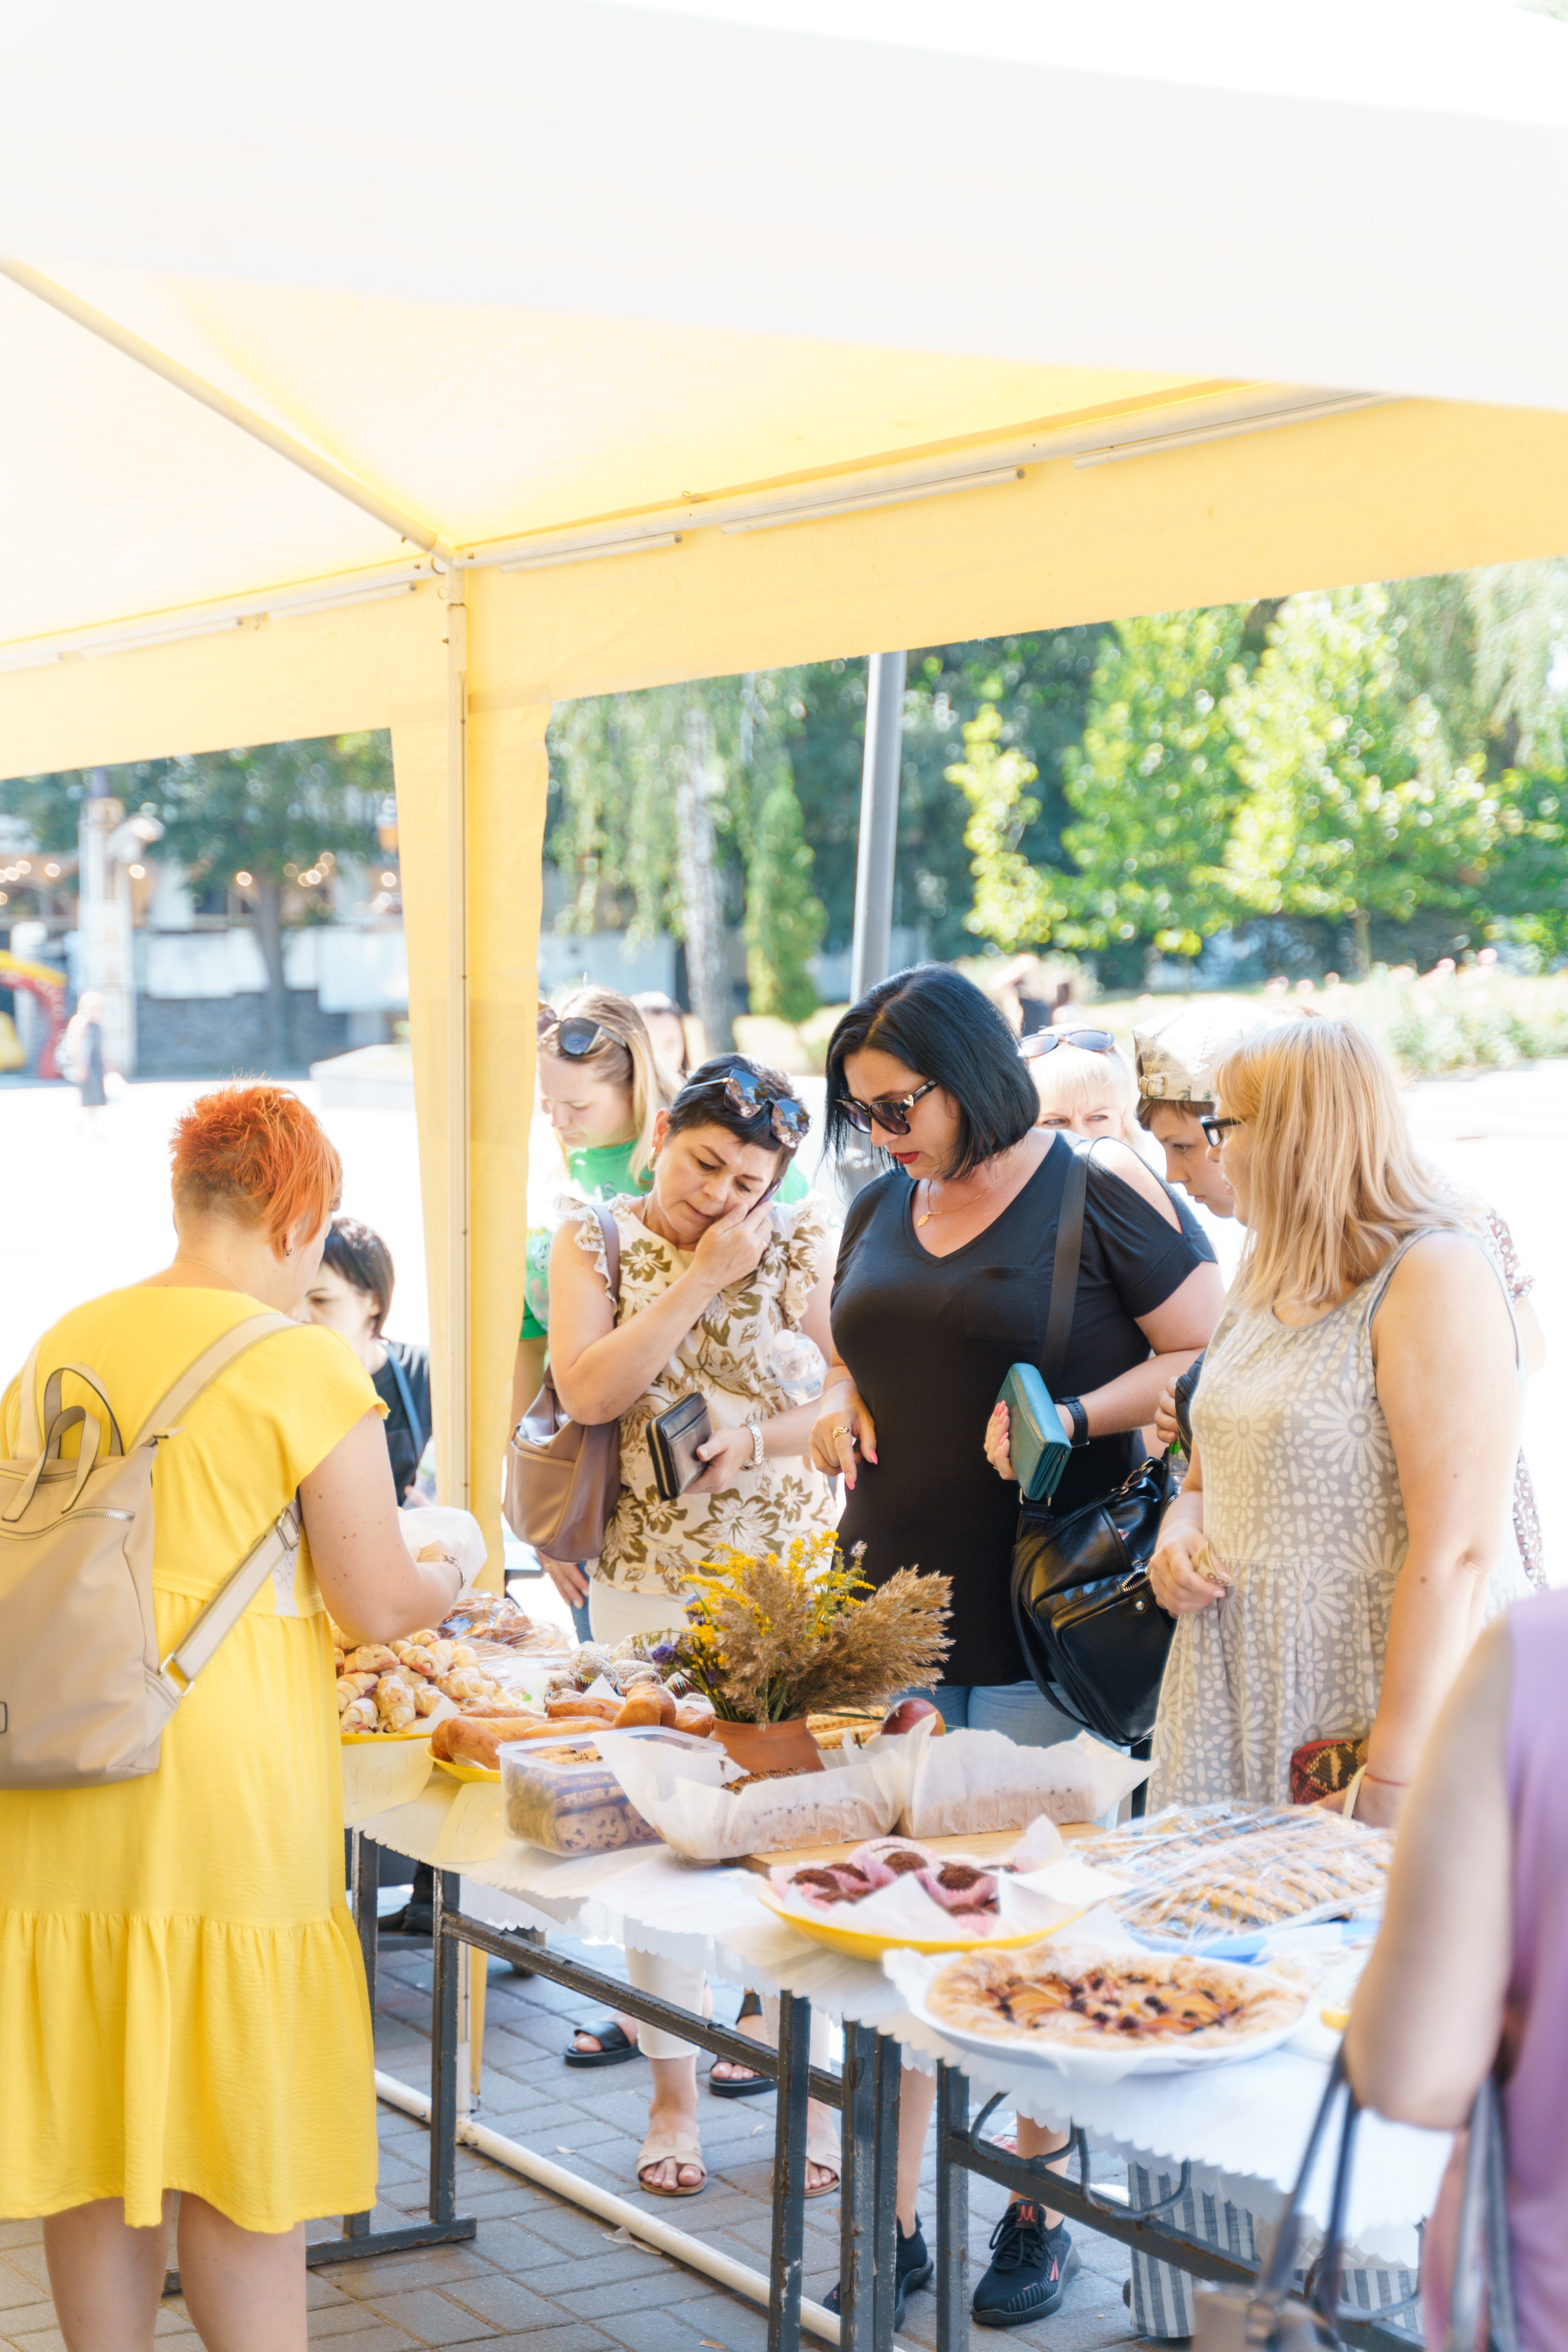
808, 966, 1222, 2330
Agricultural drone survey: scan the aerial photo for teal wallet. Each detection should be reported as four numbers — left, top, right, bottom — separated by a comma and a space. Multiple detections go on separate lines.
998, 1363, 1071, 1504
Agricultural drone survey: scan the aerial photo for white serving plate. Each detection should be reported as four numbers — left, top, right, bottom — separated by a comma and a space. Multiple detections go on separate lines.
884, 1941, 1308, 2086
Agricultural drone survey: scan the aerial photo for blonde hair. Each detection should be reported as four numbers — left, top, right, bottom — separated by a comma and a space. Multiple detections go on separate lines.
539, 985, 675, 1181
1215, 1016, 1467, 1312
1029, 1040, 1140, 1144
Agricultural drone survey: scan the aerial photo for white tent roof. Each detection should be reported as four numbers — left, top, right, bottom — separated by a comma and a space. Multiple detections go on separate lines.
4, 0, 1568, 661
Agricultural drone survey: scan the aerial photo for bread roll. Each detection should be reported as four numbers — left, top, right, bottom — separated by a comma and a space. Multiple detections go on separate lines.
548, 1693, 619, 1722
443, 1717, 542, 1773
340, 1698, 376, 1734
614, 1684, 677, 1729
345, 1644, 400, 1675
673, 1700, 715, 1738
413, 1683, 446, 1717
376, 1671, 418, 1731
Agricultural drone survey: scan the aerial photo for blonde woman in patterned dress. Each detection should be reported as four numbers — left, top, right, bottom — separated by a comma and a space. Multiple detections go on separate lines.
546, 1053, 839, 2198
1133, 1017, 1530, 2340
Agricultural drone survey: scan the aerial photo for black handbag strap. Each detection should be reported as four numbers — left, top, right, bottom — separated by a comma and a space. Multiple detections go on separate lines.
1040, 1138, 1093, 1393
1256, 2048, 1360, 2320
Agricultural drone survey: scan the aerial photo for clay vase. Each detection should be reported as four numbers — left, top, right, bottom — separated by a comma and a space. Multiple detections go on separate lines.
713, 1716, 824, 1776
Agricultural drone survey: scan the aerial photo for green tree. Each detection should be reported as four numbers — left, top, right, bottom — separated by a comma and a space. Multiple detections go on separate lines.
1224, 586, 1495, 975
946, 705, 1057, 951
1058, 606, 1252, 964
149, 736, 387, 1059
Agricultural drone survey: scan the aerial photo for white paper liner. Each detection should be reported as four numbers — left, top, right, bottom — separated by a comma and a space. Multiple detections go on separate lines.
595, 1731, 902, 1862
895, 1722, 1151, 1837
765, 1851, 1127, 1945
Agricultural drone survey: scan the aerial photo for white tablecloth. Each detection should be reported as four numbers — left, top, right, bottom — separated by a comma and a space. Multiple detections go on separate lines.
359, 1777, 1446, 2264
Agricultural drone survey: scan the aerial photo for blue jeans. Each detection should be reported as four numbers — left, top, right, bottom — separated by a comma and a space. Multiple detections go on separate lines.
906, 1679, 1083, 1748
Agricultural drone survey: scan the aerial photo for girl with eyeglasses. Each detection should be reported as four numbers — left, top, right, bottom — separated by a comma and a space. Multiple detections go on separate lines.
544, 1051, 840, 2198
808, 964, 1223, 2330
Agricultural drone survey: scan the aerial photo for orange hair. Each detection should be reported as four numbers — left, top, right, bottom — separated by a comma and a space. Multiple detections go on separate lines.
171, 1083, 342, 1254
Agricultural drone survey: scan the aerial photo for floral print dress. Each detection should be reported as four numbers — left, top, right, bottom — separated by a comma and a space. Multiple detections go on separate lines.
568, 1193, 838, 1599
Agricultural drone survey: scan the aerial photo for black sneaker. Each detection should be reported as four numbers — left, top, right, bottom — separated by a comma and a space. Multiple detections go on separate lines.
972, 2201, 1078, 2328
824, 2214, 933, 2328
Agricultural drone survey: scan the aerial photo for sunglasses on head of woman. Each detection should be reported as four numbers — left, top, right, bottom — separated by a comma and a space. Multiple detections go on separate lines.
679, 1067, 809, 1151
1018, 1027, 1116, 1060
537, 1005, 607, 1058
836, 1076, 938, 1137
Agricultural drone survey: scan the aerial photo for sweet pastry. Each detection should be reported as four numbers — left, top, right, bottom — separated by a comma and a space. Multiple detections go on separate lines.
927, 1944, 1303, 2050
916, 1861, 998, 1917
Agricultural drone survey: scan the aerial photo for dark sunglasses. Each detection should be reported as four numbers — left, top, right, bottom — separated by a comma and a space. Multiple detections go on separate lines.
1018, 1027, 1116, 1060
537, 1004, 607, 1058
681, 1067, 809, 1151
1199, 1115, 1244, 1147
836, 1076, 938, 1138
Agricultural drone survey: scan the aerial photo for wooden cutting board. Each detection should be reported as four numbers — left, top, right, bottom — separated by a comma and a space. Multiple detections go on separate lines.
740, 1823, 1094, 1876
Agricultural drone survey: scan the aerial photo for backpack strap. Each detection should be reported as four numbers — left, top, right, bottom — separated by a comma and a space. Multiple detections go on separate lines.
134, 1310, 301, 1447
153, 1502, 302, 1706
139, 1311, 314, 1706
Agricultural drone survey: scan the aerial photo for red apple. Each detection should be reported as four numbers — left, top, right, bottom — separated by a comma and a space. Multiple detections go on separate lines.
880, 1697, 945, 1738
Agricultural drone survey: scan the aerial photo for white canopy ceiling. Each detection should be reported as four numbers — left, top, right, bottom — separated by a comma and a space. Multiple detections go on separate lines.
3, 0, 1567, 662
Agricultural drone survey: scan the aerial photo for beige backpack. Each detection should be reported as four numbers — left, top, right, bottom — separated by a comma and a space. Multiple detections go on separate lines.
0, 1311, 305, 1789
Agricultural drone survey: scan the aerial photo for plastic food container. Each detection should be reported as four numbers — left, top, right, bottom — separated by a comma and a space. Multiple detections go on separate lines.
500, 1726, 715, 1855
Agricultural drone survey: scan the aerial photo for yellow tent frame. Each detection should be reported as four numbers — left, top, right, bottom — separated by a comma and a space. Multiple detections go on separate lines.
6, 388, 1568, 1567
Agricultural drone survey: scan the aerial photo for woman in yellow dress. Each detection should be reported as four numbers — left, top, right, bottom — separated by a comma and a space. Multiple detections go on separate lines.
0, 1084, 465, 2352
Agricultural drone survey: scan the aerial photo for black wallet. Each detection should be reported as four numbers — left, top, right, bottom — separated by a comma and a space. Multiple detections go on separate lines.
648, 1392, 713, 1501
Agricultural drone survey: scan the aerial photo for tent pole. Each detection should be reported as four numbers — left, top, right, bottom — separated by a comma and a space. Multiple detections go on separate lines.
849, 652, 905, 1004
443, 570, 471, 1511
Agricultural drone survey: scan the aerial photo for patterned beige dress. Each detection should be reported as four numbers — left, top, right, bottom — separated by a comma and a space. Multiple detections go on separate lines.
1150, 1229, 1530, 1809
570, 1193, 838, 1599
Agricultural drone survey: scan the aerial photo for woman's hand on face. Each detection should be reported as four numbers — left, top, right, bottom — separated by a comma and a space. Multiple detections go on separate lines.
809, 1394, 878, 1490
985, 1403, 1016, 1482
690, 1197, 775, 1294
540, 1554, 590, 1607
687, 1425, 756, 1494
1149, 1524, 1224, 1616
1153, 1380, 1180, 1452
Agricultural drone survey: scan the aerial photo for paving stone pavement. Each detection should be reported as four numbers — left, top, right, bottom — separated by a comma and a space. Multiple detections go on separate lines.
0, 1939, 1148, 2351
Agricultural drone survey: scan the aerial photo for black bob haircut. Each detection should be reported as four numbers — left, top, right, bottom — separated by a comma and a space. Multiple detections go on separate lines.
666, 1052, 808, 1161
321, 1214, 396, 1336
824, 964, 1038, 1180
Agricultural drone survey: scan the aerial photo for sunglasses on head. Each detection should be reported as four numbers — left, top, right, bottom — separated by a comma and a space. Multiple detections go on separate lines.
835, 1076, 938, 1138
680, 1067, 809, 1151
1018, 1027, 1116, 1060
537, 1005, 608, 1058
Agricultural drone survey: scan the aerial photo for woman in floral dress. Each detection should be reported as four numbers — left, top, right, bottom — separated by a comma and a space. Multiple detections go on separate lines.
546, 1053, 839, 2197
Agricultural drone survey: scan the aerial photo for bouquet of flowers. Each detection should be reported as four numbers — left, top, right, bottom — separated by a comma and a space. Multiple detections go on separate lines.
642, 1533, 951, 1728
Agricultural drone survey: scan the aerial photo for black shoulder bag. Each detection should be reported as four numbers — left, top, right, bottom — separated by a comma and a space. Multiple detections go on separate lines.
1009, 1138, 1176, 1755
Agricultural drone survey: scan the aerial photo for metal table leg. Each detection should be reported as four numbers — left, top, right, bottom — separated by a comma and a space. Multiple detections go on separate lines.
871, 2034, 900, 2351
934, 2064, 969, 2352
767, 1991, 813, 2352
837, 2023, 878, 2352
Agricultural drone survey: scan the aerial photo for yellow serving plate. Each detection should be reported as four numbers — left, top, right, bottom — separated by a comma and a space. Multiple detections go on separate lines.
340, 1726, 434, 1744
435, 1755, 502, 1784
755, 1881, 1080, 1962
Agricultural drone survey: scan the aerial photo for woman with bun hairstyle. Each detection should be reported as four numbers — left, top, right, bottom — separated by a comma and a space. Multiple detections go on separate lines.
545, 1051, 838, 2197
0, 1085, 466, 2352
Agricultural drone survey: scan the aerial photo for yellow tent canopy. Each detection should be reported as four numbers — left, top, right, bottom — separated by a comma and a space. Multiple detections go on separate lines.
5, 0, 1568, 1563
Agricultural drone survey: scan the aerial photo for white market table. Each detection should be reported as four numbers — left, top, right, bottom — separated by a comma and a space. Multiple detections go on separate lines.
349, 1769, 1439, 2352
